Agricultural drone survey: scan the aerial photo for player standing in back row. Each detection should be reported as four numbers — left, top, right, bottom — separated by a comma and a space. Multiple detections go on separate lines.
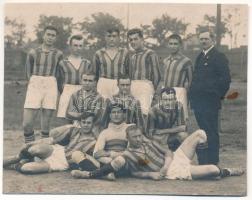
92, 28, 130, 100
127, 28, 161, 116
57, 35, 91, 122
23, 25, 63, 143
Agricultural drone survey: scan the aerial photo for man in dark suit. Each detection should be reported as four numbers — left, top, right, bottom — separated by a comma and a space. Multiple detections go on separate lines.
189, 30, 231, 165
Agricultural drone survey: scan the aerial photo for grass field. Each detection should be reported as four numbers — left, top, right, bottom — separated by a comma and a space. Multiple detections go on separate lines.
3, 80, 247, 195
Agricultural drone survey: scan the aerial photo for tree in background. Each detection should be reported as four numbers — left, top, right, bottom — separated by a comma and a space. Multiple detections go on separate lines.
5, 17, 26, 48
78, 12, 125, 48
151, 14, 189, 46
197, 14, 229, 45
35, 15, 74, 50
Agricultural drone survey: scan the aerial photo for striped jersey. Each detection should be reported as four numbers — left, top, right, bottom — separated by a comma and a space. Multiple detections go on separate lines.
25, 46, 63, 78
146, 102, 185, 138
163, 53, 193, 91
92, 47, 130, 79
93, 123, 131, 157
111, 94, 144, 128
57, 57, 91, 93
64, 127, 97, 159
123, 140, 165, 172
130, 47, 161, 88
66, 89, 109, 125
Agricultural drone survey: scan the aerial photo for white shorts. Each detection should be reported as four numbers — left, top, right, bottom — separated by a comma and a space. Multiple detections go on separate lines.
24, 75, 58, 110
97, 77, 119, 100
131, 80, 154, 115
166, 148, 192, 180
44, 144, 69, 171
57, 84, 82, 118
173, 87, 189, 120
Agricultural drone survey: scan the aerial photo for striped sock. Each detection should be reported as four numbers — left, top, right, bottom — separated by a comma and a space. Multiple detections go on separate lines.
24, 132, 35, 143
41, 131, 49, 138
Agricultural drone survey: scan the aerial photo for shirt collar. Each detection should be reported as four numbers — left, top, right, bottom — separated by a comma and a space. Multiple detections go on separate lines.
203, 45, 214, 56
38, 45, 56, 52
167, 52, 183, 60
108, 122, 127, 130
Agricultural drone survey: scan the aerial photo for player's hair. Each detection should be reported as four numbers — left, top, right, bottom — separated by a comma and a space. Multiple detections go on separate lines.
127, 28, 143, 38
160, 87, 176, 98
70, 35, 83, 45
80, 111, 95, 121
44, 25, 58, 35
167, 34, 182, 44
125, 125, 142, 137
117, 73, 131, 84
108, 102, 126, 114
106, 28, 120, 35
198, 28, 215, 40
81, 72, 98, 82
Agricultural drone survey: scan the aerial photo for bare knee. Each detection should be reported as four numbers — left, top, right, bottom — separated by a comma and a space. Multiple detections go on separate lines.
194, 129, 207, 143
110, 156, 126, 171
20, 163, 35, 174
71, 151, 86, 163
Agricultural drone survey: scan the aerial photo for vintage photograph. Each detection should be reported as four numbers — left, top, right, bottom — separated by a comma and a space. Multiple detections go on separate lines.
3, 2, 247, 195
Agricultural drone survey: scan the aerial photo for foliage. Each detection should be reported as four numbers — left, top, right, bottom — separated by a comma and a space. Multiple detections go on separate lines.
35, 15, 75, 50
151, 14, 189, 46
5, 17, 26, 47
78, 12, 125, 48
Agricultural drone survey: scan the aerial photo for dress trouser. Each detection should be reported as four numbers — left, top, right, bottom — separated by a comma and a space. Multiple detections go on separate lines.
194, 107, 219, 165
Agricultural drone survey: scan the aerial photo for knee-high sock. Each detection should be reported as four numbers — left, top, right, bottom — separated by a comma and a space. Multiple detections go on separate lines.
196, 142, 208, 165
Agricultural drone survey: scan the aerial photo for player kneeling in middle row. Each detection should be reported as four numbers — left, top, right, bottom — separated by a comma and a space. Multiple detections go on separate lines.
71, 125, 244, 180
3, 112, 98, 174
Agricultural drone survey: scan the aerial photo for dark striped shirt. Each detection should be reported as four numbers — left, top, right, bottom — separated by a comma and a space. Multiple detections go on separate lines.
57, 57, 91, 92
65, 127, 97, 158
25, 46, 63, 78
130, 47, 161, 88
146, 102, 185, 138
92, 47, 129, 79
111, 94, 144, 128
163, 53, 193, 91
123, 140, 165, 172
67, 89, 108, 125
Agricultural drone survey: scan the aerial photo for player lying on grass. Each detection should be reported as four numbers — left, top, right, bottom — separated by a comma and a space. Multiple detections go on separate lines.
71, 125, 244, 180
3, 112, 99, 174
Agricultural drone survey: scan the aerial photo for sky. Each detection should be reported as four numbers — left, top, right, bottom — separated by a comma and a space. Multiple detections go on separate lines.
4, 3, 248, 47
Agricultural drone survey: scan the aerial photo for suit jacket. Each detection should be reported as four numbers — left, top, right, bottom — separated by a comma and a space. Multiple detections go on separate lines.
189, 47, 231, 110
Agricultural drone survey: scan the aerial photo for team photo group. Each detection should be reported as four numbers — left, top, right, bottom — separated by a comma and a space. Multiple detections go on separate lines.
3, 16, 245, 184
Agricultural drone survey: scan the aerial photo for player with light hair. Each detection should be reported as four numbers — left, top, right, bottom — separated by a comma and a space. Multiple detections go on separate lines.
71, 125, 244, 180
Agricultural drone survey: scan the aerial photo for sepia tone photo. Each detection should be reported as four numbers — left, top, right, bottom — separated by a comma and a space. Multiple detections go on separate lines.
3, 2, 247, 196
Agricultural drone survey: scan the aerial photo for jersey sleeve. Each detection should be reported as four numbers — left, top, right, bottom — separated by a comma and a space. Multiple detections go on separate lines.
148, 52, 161, 89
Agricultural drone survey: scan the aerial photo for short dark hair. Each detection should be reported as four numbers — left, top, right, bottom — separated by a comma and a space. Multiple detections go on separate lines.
160, 87, 176, 98
126, 125, 142, 137
127, 28, 143, 38
106, 28, 120, 35
108, 102, 126, 114
69, 35, 83, 45
81, 72, 98, 82
198, 28, 215, 40
117, 73, 131, 84
80, 111, 95, 121
167, 34, 182, 44
44, 25, 58, 35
